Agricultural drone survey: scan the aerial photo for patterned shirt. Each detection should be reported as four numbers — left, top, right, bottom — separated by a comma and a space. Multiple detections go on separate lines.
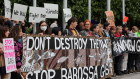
14, 39, 23, 69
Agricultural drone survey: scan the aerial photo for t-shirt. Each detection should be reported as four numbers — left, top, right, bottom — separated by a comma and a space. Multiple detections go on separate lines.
136, 31, 140, 37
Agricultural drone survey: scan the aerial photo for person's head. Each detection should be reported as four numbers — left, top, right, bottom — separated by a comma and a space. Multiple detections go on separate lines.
52, 27, 62, 36
104, 22, 111, 31
132, 26, 138, 33
84, 20, 91, 30
79, 22, 85, 30
116, 26, 123, 33
124, 27, 128, 31
67, 17, 78, 29
98, 24, 104, 32
21, 21, 25, 26
0, 16, 5, 26
9, 25, 22, 41
54, 20, 57, 24
110, 27, 116, 34
91, 24, 99, 33
38, 20, 48, 32
0, 26, 10, 42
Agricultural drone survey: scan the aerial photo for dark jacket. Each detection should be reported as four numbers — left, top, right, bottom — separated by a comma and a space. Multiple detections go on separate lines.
80, 30, 92, 36
62, 29, 79, 36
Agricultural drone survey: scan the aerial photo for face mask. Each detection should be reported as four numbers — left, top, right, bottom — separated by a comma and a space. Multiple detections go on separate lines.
40, 26, 47, 31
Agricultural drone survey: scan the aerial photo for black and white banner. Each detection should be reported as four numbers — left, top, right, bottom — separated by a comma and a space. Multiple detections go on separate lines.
26, 65, 112, 79
112, 37, 140, 56
26, 36, 109, 50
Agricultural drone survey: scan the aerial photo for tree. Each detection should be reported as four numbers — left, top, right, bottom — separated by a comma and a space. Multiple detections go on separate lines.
0, 0, 140, 27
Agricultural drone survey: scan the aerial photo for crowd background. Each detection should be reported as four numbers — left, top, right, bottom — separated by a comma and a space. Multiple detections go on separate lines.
0, 16, 140, 79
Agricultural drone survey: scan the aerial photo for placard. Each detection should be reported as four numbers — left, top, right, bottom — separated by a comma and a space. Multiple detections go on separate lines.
4, 0, 11, 18
3, 38, 17, 73
12, 3, 28, 21
29, 7, 46, 23
44, 3, 58, 19
63, 8, 72, 22
105, 11, 115, 26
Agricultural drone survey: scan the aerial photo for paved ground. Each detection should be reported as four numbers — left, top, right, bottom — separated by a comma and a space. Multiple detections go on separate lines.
112, 72, 140, 79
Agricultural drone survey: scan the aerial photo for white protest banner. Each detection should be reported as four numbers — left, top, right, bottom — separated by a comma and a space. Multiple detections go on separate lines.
63, 8, 72, 22
44, 3, 58, 19
12, 3, 28, 21
4, 0, 11, 18
29, 7, 46, 23
3, 38, 17, 73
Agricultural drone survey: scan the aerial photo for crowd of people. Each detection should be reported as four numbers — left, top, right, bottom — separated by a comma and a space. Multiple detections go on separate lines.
0, 16, 140, 79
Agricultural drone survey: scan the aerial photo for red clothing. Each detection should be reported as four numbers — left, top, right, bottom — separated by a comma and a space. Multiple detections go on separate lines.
114, 33, 123, 37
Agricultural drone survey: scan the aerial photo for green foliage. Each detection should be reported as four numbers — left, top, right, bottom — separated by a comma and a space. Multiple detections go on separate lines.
0, 0, 140, 26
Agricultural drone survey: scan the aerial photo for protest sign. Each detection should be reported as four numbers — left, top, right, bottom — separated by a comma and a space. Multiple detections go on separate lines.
105, 11, 115, 26
3, 38, 16, 73
4, 0, 11, 18
12, 3, 28, 21
63, 8, 72, 22
21, 35, 113, 79
123, 16, 129, 23
29, 7, 46, 23
44, 3, 58, 19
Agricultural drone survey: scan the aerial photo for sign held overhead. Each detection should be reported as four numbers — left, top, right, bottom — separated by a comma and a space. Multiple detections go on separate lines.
44, 3, 58, 19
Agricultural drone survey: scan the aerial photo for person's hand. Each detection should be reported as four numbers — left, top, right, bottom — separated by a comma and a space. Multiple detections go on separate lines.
29, 22, 35, 28
14, 68, 21, 73
51, 34, 55, 36
0, 48, 3, 53
39, 33, 44, 36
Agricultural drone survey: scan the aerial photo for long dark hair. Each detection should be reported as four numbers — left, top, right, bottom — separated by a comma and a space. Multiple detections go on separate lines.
37, 21, 52, 35
9, 25, 22, 41
0, 26, 9, 43
66, 17, 78, 29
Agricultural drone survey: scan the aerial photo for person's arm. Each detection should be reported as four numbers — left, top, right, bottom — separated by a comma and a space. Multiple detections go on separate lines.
0, 43, 3, 54
25, 23, 34, 34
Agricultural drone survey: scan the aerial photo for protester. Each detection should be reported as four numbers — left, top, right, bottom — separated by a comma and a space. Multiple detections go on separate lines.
0, 26, 11, 79
37, 20, 52, 35
109, 27, 116, 39
98, 24, 105, 37
9, 25, 23, 79
76, 21, 85, 32
22, 21, 34, 34
103, 22, 111, 37
135, 27, 140, 72
80, 20, 92, 36
63, 17, 79, 36
91, 24, 100, 38
52, 27, 62, 36
4, 18, 13, 28
135, 28, 140, 37
0, 16, 5, 26
114, 26, 124, 75
122, 25, 129, 37
128, 26, 138, 73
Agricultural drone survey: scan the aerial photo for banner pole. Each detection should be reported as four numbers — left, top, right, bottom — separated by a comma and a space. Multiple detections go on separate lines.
122, 0, 125, 24
63, 0, 67, 31
88, 0, 91, 21
107, 0, 111, 11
